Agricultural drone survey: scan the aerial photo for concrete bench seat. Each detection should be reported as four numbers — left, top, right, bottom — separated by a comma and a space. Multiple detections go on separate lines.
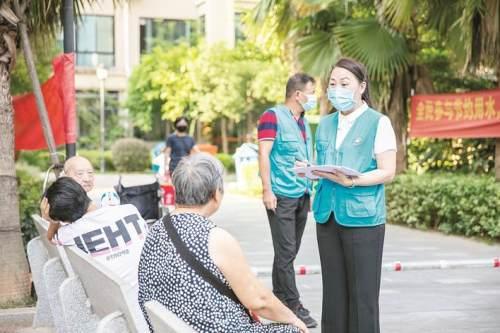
145, 301, 195, 333
28, 215, 131, 332
29, 214, 193, 333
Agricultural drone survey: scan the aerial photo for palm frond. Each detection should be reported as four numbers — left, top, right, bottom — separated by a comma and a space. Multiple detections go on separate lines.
425, 0, 462, 35
296, 30, 340, 77
378, 0, 415, 31
252, 0, 280, 24
334, 18, 410, 81
291, 0, 335, 16
27, 0, 107, 36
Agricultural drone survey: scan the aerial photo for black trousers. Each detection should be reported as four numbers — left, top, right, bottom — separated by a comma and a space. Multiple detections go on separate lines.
317, 214, 385, 333
266, 194, 310, 309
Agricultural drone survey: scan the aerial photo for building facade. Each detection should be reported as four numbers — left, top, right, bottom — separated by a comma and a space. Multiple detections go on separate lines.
75, 0, 257, 140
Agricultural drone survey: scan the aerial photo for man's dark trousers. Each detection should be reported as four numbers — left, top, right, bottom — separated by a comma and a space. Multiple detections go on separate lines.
266, 193, 309, 309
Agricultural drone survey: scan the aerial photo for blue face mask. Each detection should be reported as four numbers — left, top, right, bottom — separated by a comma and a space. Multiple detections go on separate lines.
300, 94, 317, 112
327, 87, 355, 112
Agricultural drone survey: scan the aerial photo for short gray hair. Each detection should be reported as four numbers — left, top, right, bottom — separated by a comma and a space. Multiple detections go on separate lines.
172, 153, 224, 206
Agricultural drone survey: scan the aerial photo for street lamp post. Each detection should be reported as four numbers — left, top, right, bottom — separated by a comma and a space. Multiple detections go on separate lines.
96, 64, 108, 173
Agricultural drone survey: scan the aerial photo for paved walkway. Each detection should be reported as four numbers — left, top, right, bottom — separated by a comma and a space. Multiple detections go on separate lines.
211, 193, 500, 333
96, 173, 500, 332
5, 173, 499, 332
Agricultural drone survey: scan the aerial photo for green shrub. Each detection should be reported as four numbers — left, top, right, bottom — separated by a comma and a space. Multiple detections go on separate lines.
111, 138, 151, 172
386, 173, 500, 240
17, 149, 115, 172
17, 164, 43, 247
17, 150, 64, 171
407, 138, 495, 174
79, 150, 115, 171
216, 153, 235, 173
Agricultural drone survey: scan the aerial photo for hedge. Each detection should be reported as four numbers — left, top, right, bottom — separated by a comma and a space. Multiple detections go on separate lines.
386, 173, 500, 240
17, 164, 44, 248
79, 150, 115, 171
111, 138, 151, 172
17, 149, 115, 171
216, 153, 235, 173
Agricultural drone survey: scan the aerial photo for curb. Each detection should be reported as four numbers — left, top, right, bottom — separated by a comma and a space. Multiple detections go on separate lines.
0, 307, 35, 326
252, 257, 500, 277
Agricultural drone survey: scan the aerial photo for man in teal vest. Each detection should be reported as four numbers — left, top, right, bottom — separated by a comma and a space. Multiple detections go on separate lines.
257, 73, 317, 328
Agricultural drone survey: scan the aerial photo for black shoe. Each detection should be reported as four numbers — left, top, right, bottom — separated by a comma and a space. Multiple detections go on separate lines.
293, 304, 317, 328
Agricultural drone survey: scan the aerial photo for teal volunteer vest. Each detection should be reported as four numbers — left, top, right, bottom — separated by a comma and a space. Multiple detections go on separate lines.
312, 108, 386, 227
269, 105, 313, 198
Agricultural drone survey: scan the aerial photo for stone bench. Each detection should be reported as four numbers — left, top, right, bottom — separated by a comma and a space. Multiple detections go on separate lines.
28, 214, 194, 333
28, 215, 132, 332
145, 301, 195, 333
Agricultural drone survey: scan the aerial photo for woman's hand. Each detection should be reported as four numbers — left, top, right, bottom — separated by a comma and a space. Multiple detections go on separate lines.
294, 160, 308, 178
293, 317, 309, 333
209, 228, 309, 328
313, 170, 354, 187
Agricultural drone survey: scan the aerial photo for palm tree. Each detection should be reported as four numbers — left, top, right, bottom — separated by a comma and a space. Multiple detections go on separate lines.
0, 0, 88, 304
251, 0, 411, 171
251, 0, 499, 174
452, 0, 500, 180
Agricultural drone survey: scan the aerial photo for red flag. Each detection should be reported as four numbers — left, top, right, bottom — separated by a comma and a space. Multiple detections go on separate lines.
410, 89, 500, 138
14, 53, 77, 150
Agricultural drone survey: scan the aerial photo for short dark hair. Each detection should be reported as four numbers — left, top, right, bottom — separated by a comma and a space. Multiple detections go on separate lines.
285, 73, 315, 98
45, 177, 91, 223
174, 116, 189, 127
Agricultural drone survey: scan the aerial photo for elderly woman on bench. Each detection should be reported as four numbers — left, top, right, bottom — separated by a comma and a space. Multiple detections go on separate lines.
138, 153, 308, 333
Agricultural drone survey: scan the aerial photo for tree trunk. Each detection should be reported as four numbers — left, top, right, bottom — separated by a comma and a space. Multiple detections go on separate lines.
196, 120, 202, 143
386, 73, 408, 173
246, 112, 253, 137
0, 43, 31, 304
15, 2, 60, 169
220, 118, 228, 154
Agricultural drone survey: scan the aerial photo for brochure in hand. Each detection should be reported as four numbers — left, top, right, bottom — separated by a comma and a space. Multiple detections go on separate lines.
294, 164, 362, 180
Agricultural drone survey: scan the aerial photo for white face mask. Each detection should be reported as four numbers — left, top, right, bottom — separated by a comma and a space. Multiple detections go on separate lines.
300, 94, 318, 112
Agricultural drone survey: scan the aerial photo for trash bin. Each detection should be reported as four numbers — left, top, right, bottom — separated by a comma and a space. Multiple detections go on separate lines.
233, 143, 259, 190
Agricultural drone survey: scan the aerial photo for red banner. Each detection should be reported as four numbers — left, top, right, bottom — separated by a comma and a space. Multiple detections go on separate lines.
14, 53, 76, 150
56, 53, 77, 145
410, 89, 500, 138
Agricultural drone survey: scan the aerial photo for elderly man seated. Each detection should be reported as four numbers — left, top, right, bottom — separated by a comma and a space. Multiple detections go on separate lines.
138, 153, 308, 333
43, 176, 149, 332
63, 155, 95, 192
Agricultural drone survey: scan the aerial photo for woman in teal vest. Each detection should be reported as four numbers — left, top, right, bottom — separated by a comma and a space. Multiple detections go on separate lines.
312, 58, 397, 333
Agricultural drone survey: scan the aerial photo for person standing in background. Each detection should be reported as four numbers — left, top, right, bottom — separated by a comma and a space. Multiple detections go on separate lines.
257, 73, 318, 328
164, 116, 198, 175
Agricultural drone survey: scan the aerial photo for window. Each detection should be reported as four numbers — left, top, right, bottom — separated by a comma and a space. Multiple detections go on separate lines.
76, 15, 114, 68
235, 12, 246, 42
140, 18, 197, 54
199, 15, 206, 37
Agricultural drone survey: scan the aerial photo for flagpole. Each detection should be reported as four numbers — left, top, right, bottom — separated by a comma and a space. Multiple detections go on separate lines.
13, 0, 61, 176
63, 0, 76, 159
